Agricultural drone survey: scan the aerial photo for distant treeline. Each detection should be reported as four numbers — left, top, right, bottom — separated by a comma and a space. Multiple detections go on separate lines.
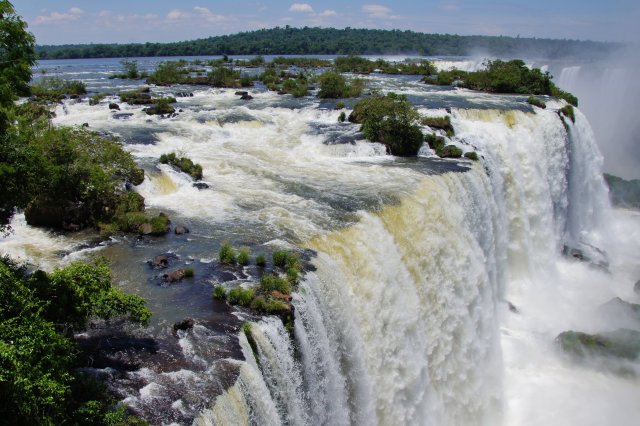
36, 27, 616, 60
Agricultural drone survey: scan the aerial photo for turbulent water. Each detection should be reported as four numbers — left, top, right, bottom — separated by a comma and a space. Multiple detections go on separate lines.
2, 57, 640, 425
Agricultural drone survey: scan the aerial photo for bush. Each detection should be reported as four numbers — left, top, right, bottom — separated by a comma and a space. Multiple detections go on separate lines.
88, 93, 108, 106
238, 248, 250, 266
30, 77, 87, 102
286, 267, 299, 284
213, 285, 227, 300
228, 287, 254, 306
208, 66, 241, 88
281, 78, 308, 97
349, 93, 424, 156
219, 243, 236, 265
335, 101, 345, 109
183, 268, 195, 278
159, 152, 203, 180
559, 105, 575, 123
256, 254, 267, 267
527, 95, 546, 109
439, 145, 463, 158
119, 87, 153, 105
147, 61, 187, 85
464, 151, 479, 161
421, 115, 454, 136
260, 274, 292, 295
145, 97, 176, 115
318, 71, 362, 98
338, 111, 346, 122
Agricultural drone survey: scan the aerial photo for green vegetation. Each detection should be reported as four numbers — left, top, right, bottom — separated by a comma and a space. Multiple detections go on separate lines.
228, 287, 254, 306
281, 77, 309, 97
334, 55, 437, 75
208, 66, 242, 87
256, 254, 267, 267
145, 97, 176, 115
237, 248, 250, 266
464, 151, 480, 161
338, 111, 346, 122
159, 152, 203, 180
421, 115, 454, 137
335, 101, 345, 109
559, 104, 575, 123
527, 95, 546, 109
318, 71, 363, 98
146, 61, 188, 85
89, 92, 109, 106
557, 329, 640, 361
604, 174, 640, 209
120, 87, 153, 104
428, 60, 578, 106
218, 242, 236, 265
36, 27, 615, 60
213, 285, 226, 300
110, 59, 146, 80
29, 77, 86, 102
0, 256, 150, 424
272, 56, 331, 68
260, 274, 292, 295
272, 250, 299, 269
349, 93, 424, 156
183, 268, 195, 278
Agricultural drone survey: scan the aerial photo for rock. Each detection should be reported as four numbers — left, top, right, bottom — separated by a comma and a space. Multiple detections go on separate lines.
139, 223, 153, 235
113, 112, 134, 120
634, 280, 640, 295
192, 182, 210, 190
599, 297, 640, 323
176, 92, 194, 97
439, 145, 463, 158
240, 93, 253, 100
174, 226, 190, 235
173, 318, 195, 332
508, 301, 519, 313
270, 290, 292, 302
109, 103, 120, 110
562, 243, 609, 271
163, 269, 186, 283
81, 122, 89, 128
235, 91, 248, 96
24, 197, 89, 230
556, 329, 640, 361
152, 255, 169, 269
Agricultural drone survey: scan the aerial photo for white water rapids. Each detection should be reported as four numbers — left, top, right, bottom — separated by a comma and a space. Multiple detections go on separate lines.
3, 72, 639, 425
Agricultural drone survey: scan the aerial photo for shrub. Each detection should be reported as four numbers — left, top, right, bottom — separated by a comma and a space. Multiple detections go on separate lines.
149, 213, 171, 234
527, 95, 546, 109
421, 115, 454, 136
145, 97, 176, 115
250, 295, 267, 311
228, 287, 254, 306
30, 77, 87, 102
559, 105, 575, 123
335, 101, 345, 109
338, 111, 346, 122
159, 152, 203, 180
260, 274, 292, 295
272, 250, 289, 268
318, 71, 362, 98
147, 61, 187, 85
213, 285, 226, 300
256, 254, 267, 267
439, 145, 463, 158
89, 93, 108, 106
464, 151, 479, 161
208, 66, 241, 87
183, 268, 195, 278
119, 88, 153, 105
281, 78, 308, 97
219, 243, 236, 265
238, 248, 250, 266
286, 267, 299, 284
349, 93, 424, 156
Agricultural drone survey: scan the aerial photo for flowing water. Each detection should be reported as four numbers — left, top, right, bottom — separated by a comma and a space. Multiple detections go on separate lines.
2, 57, 639, 425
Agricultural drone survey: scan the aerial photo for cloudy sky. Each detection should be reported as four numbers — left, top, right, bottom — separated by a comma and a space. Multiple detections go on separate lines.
12, 0, 639, 45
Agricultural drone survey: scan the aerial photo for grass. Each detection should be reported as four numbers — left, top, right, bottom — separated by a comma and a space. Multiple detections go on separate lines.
260, 274, 292, 295
183, 268, 194, 278
228, 287, 254, 306
219, 242, 236, 265
212, 285, 226, 300
159, 152, 203, 180
238, 248, 250, 266
527, 95, 546, 109
256, 254, 267, 267
559, 105, 575, 123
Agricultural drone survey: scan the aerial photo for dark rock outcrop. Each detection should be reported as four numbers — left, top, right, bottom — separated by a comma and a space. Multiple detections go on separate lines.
109, 103, 120, 110
562, 243, 609, 271
174, 226, 190, 235
192, 182, 210, 190
163, 269, 186, 283
152, 255, 169, 269
634, 280, 640, 295
556, 329, 640, 361
173, 318, 195, 333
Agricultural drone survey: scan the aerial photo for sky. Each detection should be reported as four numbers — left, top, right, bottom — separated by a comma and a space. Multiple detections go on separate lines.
11, 0, 639, 45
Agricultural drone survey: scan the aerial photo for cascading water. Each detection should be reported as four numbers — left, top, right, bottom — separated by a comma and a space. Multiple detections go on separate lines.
199, 103, 624, 425
4, 58, 638, 425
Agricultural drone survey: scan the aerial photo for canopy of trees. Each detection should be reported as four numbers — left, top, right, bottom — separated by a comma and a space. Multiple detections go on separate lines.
36, 27, 616, 60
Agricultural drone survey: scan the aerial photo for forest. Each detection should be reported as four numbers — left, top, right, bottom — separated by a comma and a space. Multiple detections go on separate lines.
36, 26, 616, 60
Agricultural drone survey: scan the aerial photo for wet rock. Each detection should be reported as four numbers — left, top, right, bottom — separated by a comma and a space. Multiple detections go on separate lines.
173, 318, 195, 333
562, 243, 609, 271
109, 103, 120, 110
139, 223, 153, 235
152, 255, 169, 269
270, 290, 292, 302
240, 93, 253, 100
113, 112, 134, 120
81, 122, 89, 127
556, 329, 640, 361
599, 297, 640, 323
192, 182, 210, 190
163, 269, 186, 283
234, 91, 248, 96
176, 92, 194, 97
634, 280, 640, 295
174, 226, 190, 235
508, 301, 519, 313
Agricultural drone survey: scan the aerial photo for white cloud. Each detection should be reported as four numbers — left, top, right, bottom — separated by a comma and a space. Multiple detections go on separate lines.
167, 9, 190, 20
362, 4, 392, 17
33, 7, 84, 25
194, 6, 227, 23
319, 10, 337, 17
289, 3, 314, 13
440, 3, 460, 12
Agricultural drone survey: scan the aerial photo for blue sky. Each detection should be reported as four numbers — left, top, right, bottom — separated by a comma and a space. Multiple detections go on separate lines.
11, 1, 639, 45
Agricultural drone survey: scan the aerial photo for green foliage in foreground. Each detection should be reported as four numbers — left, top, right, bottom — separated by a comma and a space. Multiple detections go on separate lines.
349, 93, 424, 156
1, 111, 145, 230
0, 256, 150, 424
218, 242, 236, 265
159, 152, 203, 180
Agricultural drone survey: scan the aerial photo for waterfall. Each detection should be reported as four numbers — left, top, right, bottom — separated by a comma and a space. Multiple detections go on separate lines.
198, 105, 610, 425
